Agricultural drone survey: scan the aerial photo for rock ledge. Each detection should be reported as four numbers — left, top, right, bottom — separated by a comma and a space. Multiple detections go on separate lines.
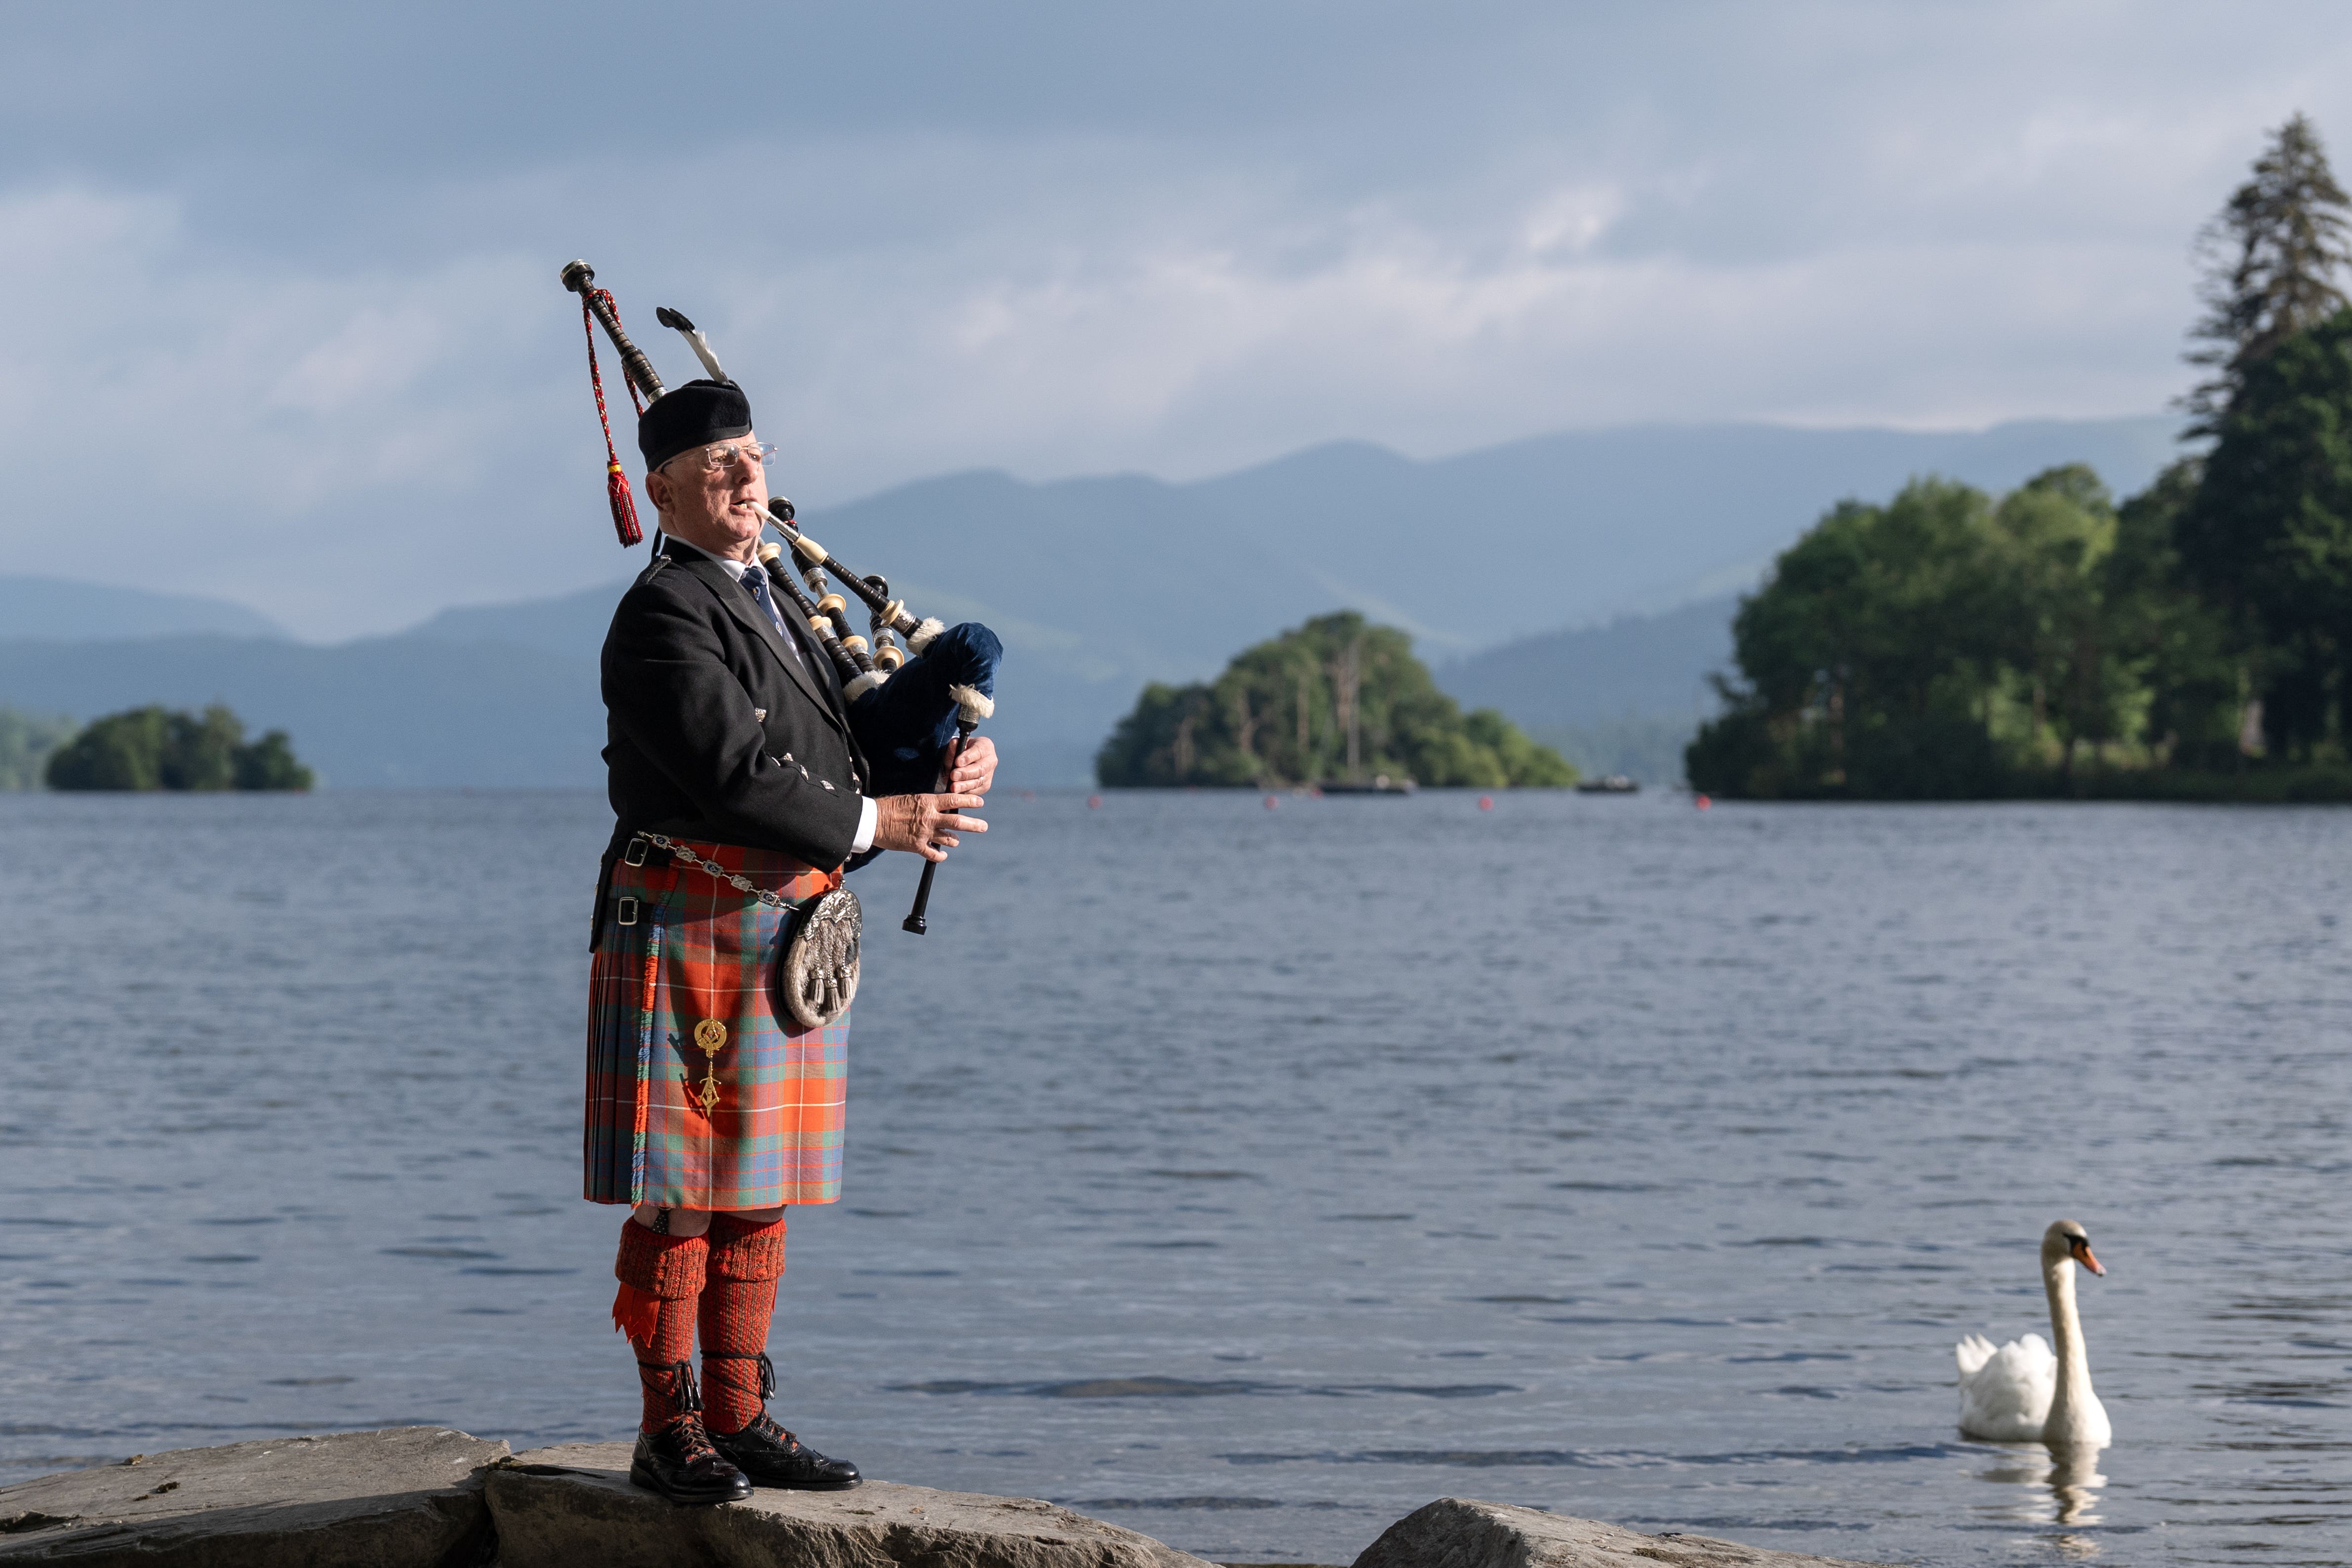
4, 1434, 1902, 1568
1352, 1497, 1898, 1568
487, 1441, 1218, 1568
0, 1426, 506, 1566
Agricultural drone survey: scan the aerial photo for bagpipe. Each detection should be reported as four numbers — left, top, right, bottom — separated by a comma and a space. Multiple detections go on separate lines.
561, 261, 999, 934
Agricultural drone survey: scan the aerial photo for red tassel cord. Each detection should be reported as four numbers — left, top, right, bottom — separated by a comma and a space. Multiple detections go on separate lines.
582, 291, 646, 547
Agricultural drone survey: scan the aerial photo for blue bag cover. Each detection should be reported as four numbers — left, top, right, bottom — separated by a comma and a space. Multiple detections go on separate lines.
848, 621, 1002, 800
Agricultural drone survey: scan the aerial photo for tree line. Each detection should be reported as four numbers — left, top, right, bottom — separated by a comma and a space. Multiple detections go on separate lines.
1098, 610, 1575, 787
1690, 115, 2352, 800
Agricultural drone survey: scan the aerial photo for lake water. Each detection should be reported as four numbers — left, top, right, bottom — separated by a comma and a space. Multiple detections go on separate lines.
0, 790, 2346, 1566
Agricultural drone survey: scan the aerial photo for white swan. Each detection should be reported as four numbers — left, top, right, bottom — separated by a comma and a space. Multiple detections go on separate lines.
1955, 1219, 2111, 1445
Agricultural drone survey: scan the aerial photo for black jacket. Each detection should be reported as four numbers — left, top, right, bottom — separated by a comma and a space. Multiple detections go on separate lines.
592, 538, 872, 944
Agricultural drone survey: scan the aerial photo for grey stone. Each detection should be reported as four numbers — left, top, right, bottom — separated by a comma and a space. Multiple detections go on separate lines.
0, 1427, 507, 1567
487, 1442, 1223, 1568
1351, 1499, 1898, 1568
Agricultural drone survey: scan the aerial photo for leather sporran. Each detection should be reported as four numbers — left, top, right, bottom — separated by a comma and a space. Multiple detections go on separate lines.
778, 887, 861, 1030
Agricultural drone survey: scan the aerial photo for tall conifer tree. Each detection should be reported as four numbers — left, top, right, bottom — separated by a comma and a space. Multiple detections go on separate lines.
2176, 116, 2352, 759
2180, 113, 2352, 432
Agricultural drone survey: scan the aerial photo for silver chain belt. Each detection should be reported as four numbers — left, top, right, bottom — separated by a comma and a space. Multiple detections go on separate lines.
627, 832, 808, 914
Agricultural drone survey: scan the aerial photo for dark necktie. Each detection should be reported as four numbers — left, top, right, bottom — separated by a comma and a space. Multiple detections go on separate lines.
740, 567, 805, 668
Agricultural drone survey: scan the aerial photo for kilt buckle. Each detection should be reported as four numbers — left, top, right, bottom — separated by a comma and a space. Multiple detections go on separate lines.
624, 836, 649, 867
616, 896, 640, 927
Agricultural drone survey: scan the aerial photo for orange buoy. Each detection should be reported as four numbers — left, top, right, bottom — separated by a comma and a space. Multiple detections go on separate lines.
1087, 794, 1102, 809
1478, 795, 1493, 811
1695, 793, 1712, 810
1264, 794, 1279, 809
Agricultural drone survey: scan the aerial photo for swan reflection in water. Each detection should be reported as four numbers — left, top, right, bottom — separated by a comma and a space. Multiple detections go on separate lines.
1971, 1439, 2109, 1554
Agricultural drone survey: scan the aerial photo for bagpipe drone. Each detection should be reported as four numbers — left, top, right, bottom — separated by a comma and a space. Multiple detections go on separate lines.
561, 260, 999, 935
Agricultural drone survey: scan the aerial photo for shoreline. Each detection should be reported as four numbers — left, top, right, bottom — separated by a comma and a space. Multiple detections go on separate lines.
0, 1428, 1900, 1568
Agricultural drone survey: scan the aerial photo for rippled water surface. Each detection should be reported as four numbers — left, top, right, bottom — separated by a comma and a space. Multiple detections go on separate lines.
1, 790, 2347, 1565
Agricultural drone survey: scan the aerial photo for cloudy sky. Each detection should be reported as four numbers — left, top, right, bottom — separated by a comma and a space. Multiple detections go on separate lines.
4, 1, 2349, 637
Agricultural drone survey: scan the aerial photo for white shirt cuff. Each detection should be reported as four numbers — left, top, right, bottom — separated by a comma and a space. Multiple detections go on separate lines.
852, 795, 878, 854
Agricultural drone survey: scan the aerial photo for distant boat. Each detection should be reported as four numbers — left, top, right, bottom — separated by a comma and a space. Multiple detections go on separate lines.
1575, 774, 1640, 794
1318, 773, 1417, 795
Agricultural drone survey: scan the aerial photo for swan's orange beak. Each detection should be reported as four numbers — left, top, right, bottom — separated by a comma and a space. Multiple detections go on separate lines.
2071, 1239, 2105, 1276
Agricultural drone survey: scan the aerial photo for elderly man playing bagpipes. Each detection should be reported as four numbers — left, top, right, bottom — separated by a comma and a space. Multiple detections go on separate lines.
567, 264, 1001, 1506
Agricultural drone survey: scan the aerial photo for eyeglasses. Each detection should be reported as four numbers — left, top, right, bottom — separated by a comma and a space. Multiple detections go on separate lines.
666, 440, 778, 474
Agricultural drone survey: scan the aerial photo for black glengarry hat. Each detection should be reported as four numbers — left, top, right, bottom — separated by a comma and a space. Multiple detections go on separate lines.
638, 378, 752, 471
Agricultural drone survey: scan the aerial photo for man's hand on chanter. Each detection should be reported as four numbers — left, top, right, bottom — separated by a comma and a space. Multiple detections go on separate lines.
873, 792, 987, 863
945, 735, 998, 796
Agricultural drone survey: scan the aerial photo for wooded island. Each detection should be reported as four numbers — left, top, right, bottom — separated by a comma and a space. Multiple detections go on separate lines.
44, 704, 314, 792
1097, 610, 1574, 788
1691, 116, 2352, 801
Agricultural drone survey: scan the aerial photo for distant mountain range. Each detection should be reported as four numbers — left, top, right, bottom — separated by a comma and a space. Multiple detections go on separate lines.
1178, 415, 2178, 649
0, 576, 290, 641
1438, 596, 1740, 784
1441, 595, 1739, 729
0, 416, 2184, 786
0, 634, 592, 788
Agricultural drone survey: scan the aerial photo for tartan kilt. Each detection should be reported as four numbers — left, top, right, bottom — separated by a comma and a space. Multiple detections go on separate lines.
584, 837, 850, 1210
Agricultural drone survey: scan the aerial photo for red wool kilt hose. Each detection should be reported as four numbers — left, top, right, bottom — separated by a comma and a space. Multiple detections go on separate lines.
585, 839, 849, 1211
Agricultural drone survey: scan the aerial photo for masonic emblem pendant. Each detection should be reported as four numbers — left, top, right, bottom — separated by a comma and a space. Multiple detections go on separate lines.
691, 1018, 727, 1112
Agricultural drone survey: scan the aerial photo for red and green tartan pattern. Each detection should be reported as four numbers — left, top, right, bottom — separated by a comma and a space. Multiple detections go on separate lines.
585, 840, 849, 1210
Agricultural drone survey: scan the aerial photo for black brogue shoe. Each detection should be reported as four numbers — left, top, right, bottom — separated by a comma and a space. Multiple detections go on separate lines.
708, 1413, 861, 1489
629, 1414, 754, 1505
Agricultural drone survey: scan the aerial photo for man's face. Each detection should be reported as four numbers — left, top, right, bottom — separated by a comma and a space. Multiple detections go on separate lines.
646, 434, 770, 557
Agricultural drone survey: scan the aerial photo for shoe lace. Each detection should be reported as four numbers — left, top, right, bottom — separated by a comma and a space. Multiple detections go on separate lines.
663, 1413, 724, 1465
745, 1411, 800, 1450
